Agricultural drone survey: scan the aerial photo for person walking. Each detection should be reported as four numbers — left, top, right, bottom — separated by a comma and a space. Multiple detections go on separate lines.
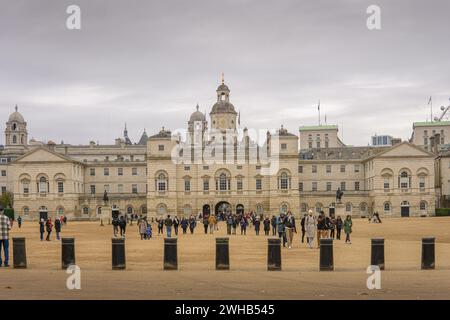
112, 217, 120, 237
277, 214, 286, 247
240, 216, 248, 235
336, 216, 343, 240
270, 215, 277, 236
119, 216, 127, 238
138, 218, 147, 240
0, 208, 11, 267
208, 214, 216, 234
203, 216, 209, 234
39, 218, 45, 241
344, 215, 353, 244
232, 215, 237, 235
316, 212, 325, 248
146, 222, 152, 239
305, 210, 316, 249
329, 215, 336, 239
254, 216, 261, 235
263, 217, 270, 236
17, 216, 22, 229
180, 217, 188, 234
300, 214, 306, 243
189, 215, 197, 234
226, 214, 233, 235
164, 215, 173, 238
284, 211, 296, 249
157, 218, 164, 235
45, 218, 53, 241
173, 216, 180, 236
54, 217, 61, 241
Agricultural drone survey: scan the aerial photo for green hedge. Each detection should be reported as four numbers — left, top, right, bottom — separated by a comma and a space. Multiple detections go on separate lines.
436, 208, 450, 216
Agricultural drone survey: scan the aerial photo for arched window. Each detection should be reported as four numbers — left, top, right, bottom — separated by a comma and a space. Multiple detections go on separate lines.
256, 204, 264, 215
219, 173, 227, 191
12, 123, 17, 131
126, 206, 133, 214
280, 203, 288, 214
399, 171, 410, 189
183, 205, 191, 216
57, 207, 64, 215
345, 203, 352, 212
141, 205, 147, 214
12, 135, 17, 144
97, 207, 102, 215
300, 203, 308, 213
384, 202, 391, 213
23, 207, 29, 215
83, 207, 89, 215
420, 201, 427, 211
280, 172, 289, 190
39, 176, 47, 193
157, 173, 167, 191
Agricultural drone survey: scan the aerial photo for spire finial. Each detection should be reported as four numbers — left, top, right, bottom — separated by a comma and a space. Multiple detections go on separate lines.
15, 105, 18, 112
196, 104, 199, 111
221, 72, 224, 85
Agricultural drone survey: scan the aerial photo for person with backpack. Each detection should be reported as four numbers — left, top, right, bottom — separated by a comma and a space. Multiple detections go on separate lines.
240, 216, 248, 235
336, 216, 343, 240
173, 216, 180, 236
316, 211, 325, 248
45, 218, 53, 241
226, 214, 233, 235
254, 216, 261, 235
112, 217, 120, 237
270, 215, 277, 236
54, 217, 62, 241
180, 217, 189, 234
232, 215, 237, 235
119, 216, 127, 238
263, 216, 271, 236
344, 215, 353, 244
164, 215, 173, 238
284, 211, 296, 249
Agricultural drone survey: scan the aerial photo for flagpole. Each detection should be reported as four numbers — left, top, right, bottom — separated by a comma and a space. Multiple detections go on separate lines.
318, 100, 321, 126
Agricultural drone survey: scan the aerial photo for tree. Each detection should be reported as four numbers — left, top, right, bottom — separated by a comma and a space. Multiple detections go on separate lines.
0, 192, 14, 209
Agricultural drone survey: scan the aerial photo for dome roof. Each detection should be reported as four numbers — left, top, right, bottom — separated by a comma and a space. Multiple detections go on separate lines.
9, 106, 25, 123
217, 83, 230, 92
211, 101, 237, 114
189, 105, 206, 122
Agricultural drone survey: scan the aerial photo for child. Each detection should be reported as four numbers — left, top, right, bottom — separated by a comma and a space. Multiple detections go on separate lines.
146, 223, 152, 239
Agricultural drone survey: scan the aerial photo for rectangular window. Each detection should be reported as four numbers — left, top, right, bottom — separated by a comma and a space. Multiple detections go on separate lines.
1, 170, 6, 177
118, 168, 123, 176
308, 142, 313, 149
326, 165, 331, 173
90, 185, 96, 194
57, 181, 64, 193
132, 184, 138, 193
184, 180, 190, 192
355, 181, 360, 191
340, 165, 346, 173
256, 165, 261, 170
237, 179, 243, 190
354, 165, 360, 173
419, 176, 425, 191
299, 182, 303, 191
384, 178, 390, 191
203, 166, 209, 170
256, 179, 262, 190
1, 186, 6, 194
158, 145, 164, 151
298, 166, 303, 173
104, 168, 109, 176
281, 143, 287, 150
312, 182, 317, 192
23, 183, 29, 194
340, 182, 346, 191
236, 165, 242, 170
90, 168, 95, 176
203, 180, 209, 191
184, 166, 190, 171
132, 167, 138, 175
118, 184, 123, 193
316, 141, 320, 148
312, 165, 317, 173
326, 182, 332, 191
325, 141, 329, 148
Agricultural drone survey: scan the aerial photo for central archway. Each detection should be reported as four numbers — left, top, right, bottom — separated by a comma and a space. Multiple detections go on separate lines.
215, 201, 231, 217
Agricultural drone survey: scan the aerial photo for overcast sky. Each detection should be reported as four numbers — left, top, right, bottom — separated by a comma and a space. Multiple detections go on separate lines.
1, 0, 449, 146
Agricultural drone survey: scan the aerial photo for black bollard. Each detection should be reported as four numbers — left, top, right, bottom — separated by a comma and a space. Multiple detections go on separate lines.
267, 238, 281, 271
216, 238, 230, 270
12, 237, 27, 269
61, 238, 76, 269
421, 237, 435, 270
319, 238, 333, 271
112, 238, 126, 270
371, 238, 385, 270
164, 238, 178, 270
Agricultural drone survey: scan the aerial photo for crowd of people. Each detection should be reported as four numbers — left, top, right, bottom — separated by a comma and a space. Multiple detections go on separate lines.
39, 215, 67, 241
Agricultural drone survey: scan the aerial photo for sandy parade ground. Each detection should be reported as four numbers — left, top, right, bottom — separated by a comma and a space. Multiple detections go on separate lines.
0, 217, 450, 300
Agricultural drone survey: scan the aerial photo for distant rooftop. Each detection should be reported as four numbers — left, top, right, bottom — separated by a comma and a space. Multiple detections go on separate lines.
299, 125, 338, 132
413, 121, 450, 127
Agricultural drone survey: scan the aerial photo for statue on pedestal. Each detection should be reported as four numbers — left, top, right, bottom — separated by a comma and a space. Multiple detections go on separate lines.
336, 188, 344, 204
